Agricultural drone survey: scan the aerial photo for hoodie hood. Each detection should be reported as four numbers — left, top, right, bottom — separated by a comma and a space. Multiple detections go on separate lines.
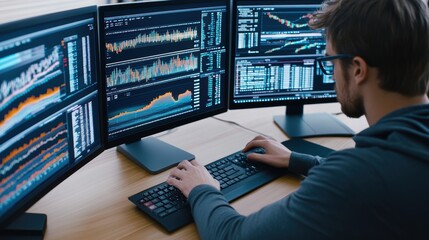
353, 104, 429, 163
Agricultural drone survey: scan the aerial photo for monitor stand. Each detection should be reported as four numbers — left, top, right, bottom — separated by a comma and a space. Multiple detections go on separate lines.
1, 213, 47, 240
274, 105, 355, 138
117, 137, 195, 174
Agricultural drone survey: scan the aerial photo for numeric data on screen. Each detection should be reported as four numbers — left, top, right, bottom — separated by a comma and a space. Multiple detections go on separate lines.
102, 5, 227, 141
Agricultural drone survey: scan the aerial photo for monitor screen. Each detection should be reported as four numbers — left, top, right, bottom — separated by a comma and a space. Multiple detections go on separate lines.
231, 0, 330, 107
0, 6, 103, 230
98, 0, 229, 173
230, 0, 354, 137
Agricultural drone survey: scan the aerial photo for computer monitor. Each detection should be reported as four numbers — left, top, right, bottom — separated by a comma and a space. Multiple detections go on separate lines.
98, 0, 229, 173
230, 0, 354, 137
0, 6, 103, 237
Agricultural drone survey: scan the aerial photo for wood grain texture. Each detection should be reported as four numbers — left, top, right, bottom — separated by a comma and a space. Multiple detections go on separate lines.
28, 103, 368, 240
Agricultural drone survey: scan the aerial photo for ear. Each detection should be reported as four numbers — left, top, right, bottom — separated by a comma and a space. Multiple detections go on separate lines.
351, 56, 368, 85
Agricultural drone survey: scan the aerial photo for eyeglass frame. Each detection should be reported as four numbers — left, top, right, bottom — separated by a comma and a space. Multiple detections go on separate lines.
316, 54, 355, 75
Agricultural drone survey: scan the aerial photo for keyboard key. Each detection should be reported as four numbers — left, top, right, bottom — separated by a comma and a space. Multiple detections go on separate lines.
128, 147, 285, 232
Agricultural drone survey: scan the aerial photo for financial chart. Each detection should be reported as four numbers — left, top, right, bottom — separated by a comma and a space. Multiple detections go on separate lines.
0, 15, 101, 217
103, 5, 227, 140
233, 4, 334, 104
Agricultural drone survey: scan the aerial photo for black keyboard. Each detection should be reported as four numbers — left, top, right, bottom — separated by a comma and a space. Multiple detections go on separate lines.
128, 139, 334, 232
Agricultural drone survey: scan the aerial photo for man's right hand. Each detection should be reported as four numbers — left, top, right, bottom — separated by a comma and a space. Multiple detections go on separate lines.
243, 135, 292, 168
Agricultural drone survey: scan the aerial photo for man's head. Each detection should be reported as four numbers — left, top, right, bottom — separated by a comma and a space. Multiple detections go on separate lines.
310, 0, 429, 117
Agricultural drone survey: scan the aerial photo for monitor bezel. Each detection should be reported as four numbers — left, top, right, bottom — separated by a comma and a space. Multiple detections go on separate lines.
0, 6, 105, 228
228, 0, 332, 110
98, 0, 230, 148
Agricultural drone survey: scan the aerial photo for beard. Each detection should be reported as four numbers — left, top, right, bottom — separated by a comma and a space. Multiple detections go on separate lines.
336, 70, 365, 118
340, 95, 365, 118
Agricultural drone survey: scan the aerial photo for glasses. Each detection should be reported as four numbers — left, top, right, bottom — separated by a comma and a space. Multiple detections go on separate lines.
316, 54, 354, 75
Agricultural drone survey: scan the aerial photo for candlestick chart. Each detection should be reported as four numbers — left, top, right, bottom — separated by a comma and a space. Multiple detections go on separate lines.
260, 11, 325, 56
264, 12, 311, 30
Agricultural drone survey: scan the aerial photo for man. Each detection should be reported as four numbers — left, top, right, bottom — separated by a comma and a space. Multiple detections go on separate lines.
167, 0, 429, 239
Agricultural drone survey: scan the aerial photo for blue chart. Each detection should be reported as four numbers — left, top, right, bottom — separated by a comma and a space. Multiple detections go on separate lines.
261, 11, 325, 56
0, 45, 64, 139
108, 89, 193, 133
263, 12, 311, 31
0, 117, 69, 215
107, 53, 199, 88
265, 37, 326, 54
263, 37, 325, 55
106, 26, 198, 54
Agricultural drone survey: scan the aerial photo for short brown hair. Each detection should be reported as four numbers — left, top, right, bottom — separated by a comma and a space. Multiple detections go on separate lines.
309, 0, 429, 96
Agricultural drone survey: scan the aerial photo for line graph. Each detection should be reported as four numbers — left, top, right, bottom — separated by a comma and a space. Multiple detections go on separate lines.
264, 37, 325, 54
259, 10, 325, 56
108, 89, 193, 132
264, 12, 312, 29
294, 42, 325, 53
265, 38, 308, 54
0, 118, 69, 213
0, 46, 62, 110
0, 141, 69, 211
106, 27, 198, 54
1, 122, 66, 167
0, 86, 61, 138
0, 45, 64, 138
107, 53, 199, 87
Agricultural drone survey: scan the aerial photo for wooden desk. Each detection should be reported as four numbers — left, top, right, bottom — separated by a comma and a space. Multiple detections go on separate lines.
28, 103, 368, 240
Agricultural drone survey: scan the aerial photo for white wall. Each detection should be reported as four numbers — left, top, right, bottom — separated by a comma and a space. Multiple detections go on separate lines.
0, 0, 107, 24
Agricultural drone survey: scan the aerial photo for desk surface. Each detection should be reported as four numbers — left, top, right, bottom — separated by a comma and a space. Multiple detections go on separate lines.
29, 104, 368, 240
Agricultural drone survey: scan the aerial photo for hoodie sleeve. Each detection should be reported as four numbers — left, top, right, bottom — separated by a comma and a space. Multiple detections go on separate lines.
188, 150, 376, 240
288, 152, 325, 176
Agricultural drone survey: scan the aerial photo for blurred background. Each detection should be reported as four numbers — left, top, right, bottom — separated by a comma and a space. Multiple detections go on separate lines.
0, 0, 151, 24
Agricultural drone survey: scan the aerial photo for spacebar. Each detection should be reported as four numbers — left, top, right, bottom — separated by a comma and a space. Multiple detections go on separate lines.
221, 171, 283, 202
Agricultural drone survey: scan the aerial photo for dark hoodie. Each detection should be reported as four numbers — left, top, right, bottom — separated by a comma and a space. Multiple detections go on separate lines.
188, 104, 429, 240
